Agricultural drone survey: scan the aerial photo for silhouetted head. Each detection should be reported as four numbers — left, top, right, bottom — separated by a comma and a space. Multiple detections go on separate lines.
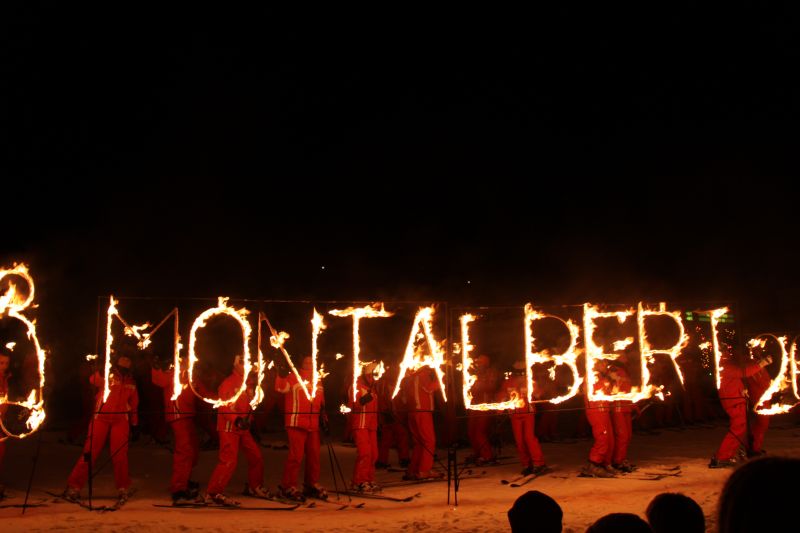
586, 513, 652, 533
718, 456, 800, 533
646, 492, 704, 533
507, 490, 562, 533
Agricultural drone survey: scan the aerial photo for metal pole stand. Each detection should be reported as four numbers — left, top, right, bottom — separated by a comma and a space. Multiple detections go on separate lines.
446, 445, 459, 507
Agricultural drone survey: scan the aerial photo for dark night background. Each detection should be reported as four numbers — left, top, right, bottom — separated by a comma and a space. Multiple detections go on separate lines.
3, 6, 799, 423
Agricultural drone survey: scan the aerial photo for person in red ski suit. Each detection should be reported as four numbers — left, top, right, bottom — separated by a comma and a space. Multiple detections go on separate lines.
376, 366, 410, 469
205, 356, 267, 505
467, 354, 500, 464
275, 356, 327, 501
65, 354, 139, 500
583, 360, 616, 477
710, 348, 772, 468
402, 366, 442, 480
349, 362, 380, 492
151, 355, 199, 502
0, 351, 10, 499
606, 362, 636, 472
501, 362, 547, 476
746, 360, 772, 457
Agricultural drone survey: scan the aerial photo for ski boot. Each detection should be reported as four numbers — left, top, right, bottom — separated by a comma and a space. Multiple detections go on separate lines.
304, 483, 328, 500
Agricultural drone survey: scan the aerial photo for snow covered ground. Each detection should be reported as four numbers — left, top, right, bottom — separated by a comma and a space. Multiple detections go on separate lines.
2, 421, 799, 532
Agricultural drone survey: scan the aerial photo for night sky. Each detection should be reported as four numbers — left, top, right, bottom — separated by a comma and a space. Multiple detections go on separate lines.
4, 4, 800, 376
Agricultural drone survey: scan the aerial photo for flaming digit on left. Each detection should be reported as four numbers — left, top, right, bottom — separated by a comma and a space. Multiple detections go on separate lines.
0, 263, 47, 439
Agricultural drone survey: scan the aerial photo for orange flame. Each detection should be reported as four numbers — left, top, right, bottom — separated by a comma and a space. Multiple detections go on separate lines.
637, 302, 689, 386
583, 303, 657, 402
524, 304, 583, 405
329, 303, 393, 403
391, 306, 447, 401
0, 264, 47, 439
188, 297, 253, 408
748, 334, 799, 415
460, 313, 525, 411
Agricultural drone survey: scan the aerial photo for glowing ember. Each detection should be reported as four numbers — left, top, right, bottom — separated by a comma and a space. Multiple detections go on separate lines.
5, 342, 15, 351
696, 307, 729, 389
188, 297, 253, 408
329, 303, 393, 403
524, 304, 582, 405
339, 404, 352, 414
0, 263, 47, 439
85, 354, 98, 361
391, 306, 447, 401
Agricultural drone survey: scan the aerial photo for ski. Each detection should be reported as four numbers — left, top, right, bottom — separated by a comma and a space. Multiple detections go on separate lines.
241, 492, 317, 509
307, 496, 365, 510
45, 490, 111, 512
380, 471, 486, 489
509, 466, 555, 487
153, 503, 300, 511
501, 474, 527, 485
330, 490, 420, 503
0, 502, 48, 509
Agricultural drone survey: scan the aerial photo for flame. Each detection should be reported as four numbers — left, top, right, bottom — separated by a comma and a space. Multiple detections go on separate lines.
188, 297, 253, 408
461, 313, 525, 411
583, 303, 657, 402
336, 353, 345, 360
524, 304, 583, 405
749, 334, 799, 415
697, 308, 729, 389
340, 404, 352, 414
391, 306, 447, 401
5, 342, 15, 351
0, 264, 47, 439
258, 312, 316, 401
329, 303, 393, 403
85, 354, 98, 361
613, 338, 635, 351
310, 309, 328, 401
698, 341, 711, 351
637, 302, 689, 387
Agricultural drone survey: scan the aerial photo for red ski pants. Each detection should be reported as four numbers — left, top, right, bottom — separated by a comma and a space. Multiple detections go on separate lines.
717, 402, 748, 461
67, 418, 131, 490
352, 428, 378, 484
378, 421, 409, 463
587, 408, 613, 465
206, 430, 263, 495
407, 412, 436, 476
467, 413, 494, 460
751, 413, 770, 453
611, 410, 632, 465
169, 418, 199, 493
511, 414, 545, 467
281, 427, 320, 490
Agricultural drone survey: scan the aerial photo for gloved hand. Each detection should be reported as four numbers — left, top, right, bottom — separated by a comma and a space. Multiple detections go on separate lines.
130, 424, 141, 442
234, 416, 251, 431
358, 392, 374, 405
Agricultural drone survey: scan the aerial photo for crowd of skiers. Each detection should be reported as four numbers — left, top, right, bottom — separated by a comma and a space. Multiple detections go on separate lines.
0, 333, 776, 506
